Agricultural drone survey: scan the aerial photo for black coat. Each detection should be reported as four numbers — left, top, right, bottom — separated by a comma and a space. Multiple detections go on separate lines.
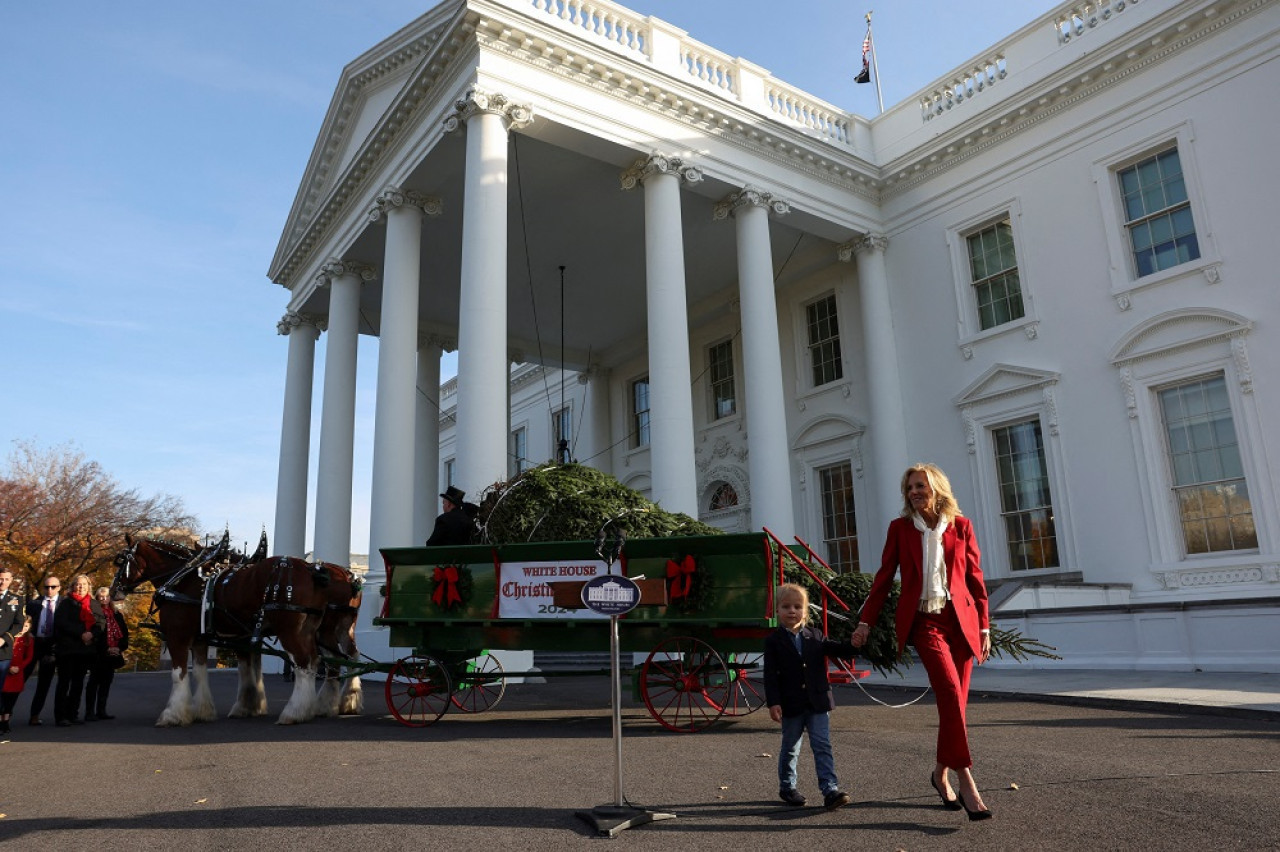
426, 506, 475, 547
763, 625, 857, 717
52, 596, 106, 661
0, 591, 23, 661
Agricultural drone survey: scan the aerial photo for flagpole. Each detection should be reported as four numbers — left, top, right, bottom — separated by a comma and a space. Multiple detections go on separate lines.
867, 11, 884, 114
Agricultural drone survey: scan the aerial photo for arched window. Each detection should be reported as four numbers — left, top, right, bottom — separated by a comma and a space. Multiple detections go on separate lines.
709, 483, 738, 511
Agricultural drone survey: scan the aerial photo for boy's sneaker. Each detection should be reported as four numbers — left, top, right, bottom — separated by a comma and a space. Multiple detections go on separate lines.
778, 788, 807, 806
823, 789, 851, 811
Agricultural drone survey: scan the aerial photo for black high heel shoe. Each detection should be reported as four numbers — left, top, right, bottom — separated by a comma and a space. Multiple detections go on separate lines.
958, 789, 993, 821
929, 772, 962, 810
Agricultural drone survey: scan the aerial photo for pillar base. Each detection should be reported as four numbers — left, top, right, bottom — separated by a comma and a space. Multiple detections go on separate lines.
575, 804, 676, 838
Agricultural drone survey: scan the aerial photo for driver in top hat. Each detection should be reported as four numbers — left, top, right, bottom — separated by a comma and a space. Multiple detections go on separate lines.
426, 485, 476, 547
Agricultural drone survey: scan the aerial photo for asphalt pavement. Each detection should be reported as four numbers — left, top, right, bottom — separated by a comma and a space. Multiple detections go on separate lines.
1, 666, 1276, 850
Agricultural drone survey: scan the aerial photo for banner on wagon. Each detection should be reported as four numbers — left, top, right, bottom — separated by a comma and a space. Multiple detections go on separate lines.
497, 558, 612, 619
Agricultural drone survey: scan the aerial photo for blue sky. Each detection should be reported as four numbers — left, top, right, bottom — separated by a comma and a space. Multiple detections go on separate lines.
0, 0, 1062, 555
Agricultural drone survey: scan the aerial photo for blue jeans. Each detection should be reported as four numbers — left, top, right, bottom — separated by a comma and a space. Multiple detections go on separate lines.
778, 710, 839, 795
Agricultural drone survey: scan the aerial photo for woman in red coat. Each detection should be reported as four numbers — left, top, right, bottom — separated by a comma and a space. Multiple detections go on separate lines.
852, 463, 993, 820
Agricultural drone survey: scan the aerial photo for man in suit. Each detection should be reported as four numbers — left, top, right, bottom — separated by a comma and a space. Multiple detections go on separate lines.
24, 574, 62, 725
426, 485, 476, 547
0, 567, 24, 662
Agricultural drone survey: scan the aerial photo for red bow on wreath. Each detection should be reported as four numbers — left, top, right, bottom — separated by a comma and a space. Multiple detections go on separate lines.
433, 565, 461, 608
665, 555, 696, 601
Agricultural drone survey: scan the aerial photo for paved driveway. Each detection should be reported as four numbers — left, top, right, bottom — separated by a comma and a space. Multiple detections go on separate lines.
1, 670, 1275, 850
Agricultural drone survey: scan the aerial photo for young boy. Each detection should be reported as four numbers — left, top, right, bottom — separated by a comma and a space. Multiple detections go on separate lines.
763, 582, 857, 810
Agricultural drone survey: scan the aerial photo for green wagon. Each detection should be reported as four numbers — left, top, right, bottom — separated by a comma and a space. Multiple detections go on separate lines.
374, 531, 853, 732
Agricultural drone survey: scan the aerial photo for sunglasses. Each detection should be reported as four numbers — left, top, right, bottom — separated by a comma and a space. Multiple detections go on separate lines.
44, 585, 60, 590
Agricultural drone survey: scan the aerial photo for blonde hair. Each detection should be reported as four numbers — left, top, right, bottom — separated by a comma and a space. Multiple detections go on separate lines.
775, 583, 810, 624
68, 573, 93, 594
899, 462, 963, 521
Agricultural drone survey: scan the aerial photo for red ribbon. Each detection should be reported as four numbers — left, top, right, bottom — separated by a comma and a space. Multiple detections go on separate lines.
432, 565, 461, 608
666, 555, 696, 600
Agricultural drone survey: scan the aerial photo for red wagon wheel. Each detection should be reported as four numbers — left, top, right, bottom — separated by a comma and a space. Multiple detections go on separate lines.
450, 652, 506, 713
385, 654, 452, 727
708, 652, 765, 717
640, 636, 730, 733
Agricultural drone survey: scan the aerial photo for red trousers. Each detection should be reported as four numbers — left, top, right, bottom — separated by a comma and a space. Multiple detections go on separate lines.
910, 606, 974, 769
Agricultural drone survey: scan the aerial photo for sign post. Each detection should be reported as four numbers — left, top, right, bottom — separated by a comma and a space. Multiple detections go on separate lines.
574, 537, 676, 837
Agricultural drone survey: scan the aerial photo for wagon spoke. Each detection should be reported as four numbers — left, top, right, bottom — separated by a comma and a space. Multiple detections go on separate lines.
450, 652, 506, 713
640, 636, 728, 733
385, 654, 452, 727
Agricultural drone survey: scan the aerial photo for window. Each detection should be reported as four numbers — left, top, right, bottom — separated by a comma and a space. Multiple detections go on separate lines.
818, 462, 858, 572
709, 483, 739, 511
444, 458, 455, 488
552, 406, 572, 462
806, 295, 843, 386
966, 218, 1024, 330
992, 419, 1059, 571
708, 340, 736, 419
1158, 375, 1256, 554
511, 427, 529, 475
1118, 148, 1200, 278
630, 377, 650, 448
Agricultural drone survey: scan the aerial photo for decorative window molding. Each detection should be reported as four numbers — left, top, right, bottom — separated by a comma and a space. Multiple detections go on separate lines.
1091, 122, 1222, 308
1109, 308, 1277, 588
955, 363, 1076, 578
946, 198, 1040, 355
792, 414, 869, 570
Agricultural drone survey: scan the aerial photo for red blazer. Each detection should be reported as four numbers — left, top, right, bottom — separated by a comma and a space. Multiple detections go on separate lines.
859, 515, 990, 659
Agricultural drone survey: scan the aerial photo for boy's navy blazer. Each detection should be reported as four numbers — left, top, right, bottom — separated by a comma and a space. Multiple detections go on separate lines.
763, 626, 856, 717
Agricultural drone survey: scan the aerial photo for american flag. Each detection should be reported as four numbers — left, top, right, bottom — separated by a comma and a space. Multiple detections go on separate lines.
855, 23, 872, 84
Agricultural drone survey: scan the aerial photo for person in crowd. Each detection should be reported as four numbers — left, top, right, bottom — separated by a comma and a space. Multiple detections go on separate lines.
52, 573, 105, 727
23, 573, 62, 725
1, 614, 33, 736
0, 566, 24, 663
763, 582, 858, 811
84, 586, 129, 721
426, 485, 476, 546
852, 463, 993, 821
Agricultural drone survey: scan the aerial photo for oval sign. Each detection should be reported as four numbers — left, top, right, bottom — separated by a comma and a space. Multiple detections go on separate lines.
580, 573, 642, 616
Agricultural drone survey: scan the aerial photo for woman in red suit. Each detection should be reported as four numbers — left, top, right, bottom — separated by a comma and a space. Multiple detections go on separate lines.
852, 463, 993, 820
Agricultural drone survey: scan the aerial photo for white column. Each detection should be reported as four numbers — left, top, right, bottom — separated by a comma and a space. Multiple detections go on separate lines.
367, 188, 439, 569
621, 154, 701, 517
445, 89, 533, 499
714, 187, 796, 537
584, 366, 612, 475
313, 260, 373, 566
273, 311, 319, 558
842, 235, 909, 526
414, 336, 445, 544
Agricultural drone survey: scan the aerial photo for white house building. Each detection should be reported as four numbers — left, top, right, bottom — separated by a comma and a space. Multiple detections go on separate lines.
268, 0, 1280, 672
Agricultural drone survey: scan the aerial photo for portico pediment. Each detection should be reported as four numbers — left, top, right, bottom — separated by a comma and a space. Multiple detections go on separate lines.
955, 363, 1059, 407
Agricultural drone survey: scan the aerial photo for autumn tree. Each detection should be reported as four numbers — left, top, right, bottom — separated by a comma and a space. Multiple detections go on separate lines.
0, 440, 196, 668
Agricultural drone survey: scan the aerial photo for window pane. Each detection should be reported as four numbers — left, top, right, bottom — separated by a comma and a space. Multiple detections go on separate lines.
991, 419, 1058, 571
631, 378, 650, 448
1119, 148, 1199, 278
806, 295, 843, 385
967, 219, 1023, 330
819, 463, 859, 573
1160, 376, 1254, 553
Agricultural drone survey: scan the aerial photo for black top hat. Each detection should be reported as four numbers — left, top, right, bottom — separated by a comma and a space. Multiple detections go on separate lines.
440, 485, 466, 506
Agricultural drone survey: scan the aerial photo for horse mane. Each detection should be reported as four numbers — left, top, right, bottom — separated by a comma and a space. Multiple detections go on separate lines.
143, 538, 198, 561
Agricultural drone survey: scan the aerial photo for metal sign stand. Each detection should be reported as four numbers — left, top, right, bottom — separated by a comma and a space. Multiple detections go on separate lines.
575, 532, 675, 838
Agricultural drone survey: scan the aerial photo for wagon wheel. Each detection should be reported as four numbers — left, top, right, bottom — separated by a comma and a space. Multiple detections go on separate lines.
450, 652, 506, 713
640, 636, 730, 733
707, 652, 765, 717
384, 654, 452, 727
